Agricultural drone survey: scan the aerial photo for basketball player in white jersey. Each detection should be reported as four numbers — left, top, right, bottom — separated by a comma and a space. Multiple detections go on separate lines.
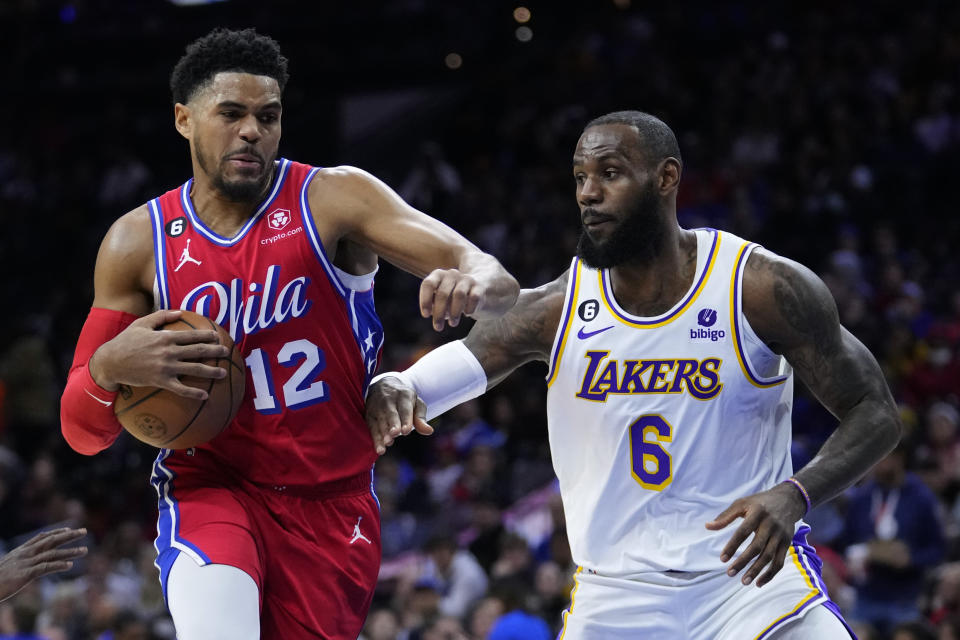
365, 112, 902, 638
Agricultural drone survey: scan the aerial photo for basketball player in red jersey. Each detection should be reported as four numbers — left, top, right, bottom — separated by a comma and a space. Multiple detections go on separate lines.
59, 28, 519, 640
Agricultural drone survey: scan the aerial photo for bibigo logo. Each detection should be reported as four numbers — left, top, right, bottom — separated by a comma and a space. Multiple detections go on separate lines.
691, 308, 726, 342
268, 208, 291, 231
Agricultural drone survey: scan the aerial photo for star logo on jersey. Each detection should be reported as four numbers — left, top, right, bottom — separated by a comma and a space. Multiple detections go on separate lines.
267, 208, 291, 231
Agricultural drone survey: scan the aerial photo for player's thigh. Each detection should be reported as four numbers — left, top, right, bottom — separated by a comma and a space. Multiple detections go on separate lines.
261, 490, 382, 639
767, 604, 854, 639
167, 552, 260, 640
556, 571, 682, 640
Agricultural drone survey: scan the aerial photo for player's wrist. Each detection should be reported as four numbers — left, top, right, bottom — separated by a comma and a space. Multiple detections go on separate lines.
88, 348, 120, 392
781, 477, 812, 518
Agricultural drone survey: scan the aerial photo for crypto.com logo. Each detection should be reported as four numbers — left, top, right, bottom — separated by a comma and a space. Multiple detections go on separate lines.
267, 208, 291, 231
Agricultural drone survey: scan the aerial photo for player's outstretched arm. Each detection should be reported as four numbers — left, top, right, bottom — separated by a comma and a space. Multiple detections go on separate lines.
0, 527, 87, 602
706, 249, 901, 587
366, 272, 568, 454
308, 167, 519, 331
60, 208, 229, 455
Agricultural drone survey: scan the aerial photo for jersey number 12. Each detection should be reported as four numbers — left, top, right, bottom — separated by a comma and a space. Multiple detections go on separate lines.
245, 339, 329, 413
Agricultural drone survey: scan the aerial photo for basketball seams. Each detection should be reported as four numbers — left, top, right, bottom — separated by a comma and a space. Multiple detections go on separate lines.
114, 387, 165, 417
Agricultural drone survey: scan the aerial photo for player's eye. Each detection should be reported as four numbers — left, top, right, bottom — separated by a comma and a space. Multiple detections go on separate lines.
259, 114, 278, 124
604, 169, 618, 179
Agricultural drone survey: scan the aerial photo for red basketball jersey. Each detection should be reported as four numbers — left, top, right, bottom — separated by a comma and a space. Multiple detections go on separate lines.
146, 159, 383, 486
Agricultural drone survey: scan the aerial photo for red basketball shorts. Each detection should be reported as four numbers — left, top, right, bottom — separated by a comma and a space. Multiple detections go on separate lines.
151, 449, 382, 639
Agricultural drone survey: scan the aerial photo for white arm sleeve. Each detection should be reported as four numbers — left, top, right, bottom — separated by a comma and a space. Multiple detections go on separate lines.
369, 340, 487, 420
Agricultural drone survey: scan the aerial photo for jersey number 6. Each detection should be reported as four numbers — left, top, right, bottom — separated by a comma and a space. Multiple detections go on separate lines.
629, 414, 673, 491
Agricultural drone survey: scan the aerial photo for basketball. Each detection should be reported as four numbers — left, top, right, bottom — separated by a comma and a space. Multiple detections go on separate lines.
114, 311, 245, 449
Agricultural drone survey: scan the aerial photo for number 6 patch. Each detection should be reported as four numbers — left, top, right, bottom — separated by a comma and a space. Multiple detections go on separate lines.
165, 216, 187, 237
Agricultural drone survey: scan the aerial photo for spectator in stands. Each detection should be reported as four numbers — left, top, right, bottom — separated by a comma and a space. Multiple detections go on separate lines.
842, 445, 946, 634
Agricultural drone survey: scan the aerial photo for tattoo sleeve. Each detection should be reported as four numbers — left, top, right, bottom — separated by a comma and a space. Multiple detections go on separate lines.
464, 271, 569, 389
745, 251, 902, 507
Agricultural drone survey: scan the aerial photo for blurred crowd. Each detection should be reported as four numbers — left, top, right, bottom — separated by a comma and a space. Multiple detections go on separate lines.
1, 1, 959, 639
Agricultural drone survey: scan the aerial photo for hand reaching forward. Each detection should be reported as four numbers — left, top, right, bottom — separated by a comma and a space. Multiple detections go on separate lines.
705, 483, 807, 587
0, 527, 88, 602
366, 376, 432, 455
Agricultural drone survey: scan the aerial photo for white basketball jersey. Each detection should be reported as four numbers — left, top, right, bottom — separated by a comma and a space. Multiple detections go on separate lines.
545, 228, 795, 576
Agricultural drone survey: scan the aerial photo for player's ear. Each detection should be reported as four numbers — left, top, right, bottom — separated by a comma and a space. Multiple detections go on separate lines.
658, 157, 682, 195
174, 103, 192, 140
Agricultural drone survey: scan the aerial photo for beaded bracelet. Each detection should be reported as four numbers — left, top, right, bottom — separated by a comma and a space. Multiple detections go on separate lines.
783, 477, 812, 516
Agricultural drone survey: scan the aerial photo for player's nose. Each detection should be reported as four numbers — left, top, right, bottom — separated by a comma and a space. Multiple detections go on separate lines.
578, 176, 603, 206
238, 114, 261, 143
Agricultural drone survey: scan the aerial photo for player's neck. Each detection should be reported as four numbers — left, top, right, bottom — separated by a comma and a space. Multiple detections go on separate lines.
189, 170, 273, 237
608, 226, 698, 317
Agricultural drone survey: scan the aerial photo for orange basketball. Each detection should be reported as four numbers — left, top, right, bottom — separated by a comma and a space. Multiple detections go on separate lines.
114, 310, 245, 449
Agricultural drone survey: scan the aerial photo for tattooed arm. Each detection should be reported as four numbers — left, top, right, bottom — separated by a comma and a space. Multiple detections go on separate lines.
706, 248, 901, 587
366, 272, 568, 452
464, 270, 569, 385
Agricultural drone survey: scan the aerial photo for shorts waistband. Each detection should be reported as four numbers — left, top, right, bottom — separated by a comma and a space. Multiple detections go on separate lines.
253, 470, 371, 499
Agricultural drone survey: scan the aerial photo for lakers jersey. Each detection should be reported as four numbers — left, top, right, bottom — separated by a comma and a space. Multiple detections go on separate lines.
545, 229, 795, 575
146, 159, 384, 487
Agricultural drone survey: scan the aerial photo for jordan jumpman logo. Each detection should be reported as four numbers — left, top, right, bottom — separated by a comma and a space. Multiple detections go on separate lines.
175, 238, 202, 272
349, 517, 372, 545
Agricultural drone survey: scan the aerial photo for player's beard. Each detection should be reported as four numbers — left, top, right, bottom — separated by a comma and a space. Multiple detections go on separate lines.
195, 141, 275, 203
576, 184, 667, 269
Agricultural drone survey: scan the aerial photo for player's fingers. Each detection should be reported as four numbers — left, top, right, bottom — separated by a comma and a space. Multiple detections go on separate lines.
413, 398, 433, 435
727, 532, 766, 577
164, 380, 209, 401
738, 529, 781, 585
136, 309, 183, 329
430, 274, 459, 331
169, 329, 222, 345
719, 510, 762, 562
177, 342, 231, 360
445, 279, 474, 327
461, 285, 485, 317
754, 539, 790, 588
705, 501, 744, 531
419, 271, 445, 319
175, 362, 227, 380
32, 546, 88, 565
31, 528, 87, 552
394, 391, 418, 436
25, 560, 77, 581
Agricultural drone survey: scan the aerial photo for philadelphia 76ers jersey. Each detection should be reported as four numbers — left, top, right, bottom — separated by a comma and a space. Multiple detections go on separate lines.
545, 228, 796, 576
146, 159, 384, 486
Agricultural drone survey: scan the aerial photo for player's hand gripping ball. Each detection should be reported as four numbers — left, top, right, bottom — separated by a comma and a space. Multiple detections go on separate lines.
113, 311, 245, 448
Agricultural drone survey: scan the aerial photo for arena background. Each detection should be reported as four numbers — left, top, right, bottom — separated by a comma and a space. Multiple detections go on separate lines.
1, 1, 959, 638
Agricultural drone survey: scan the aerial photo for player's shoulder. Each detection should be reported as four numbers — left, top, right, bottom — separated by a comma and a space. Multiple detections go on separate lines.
308, 165, 378, 194
99, 204, 154, 263
740, 243, 837, 347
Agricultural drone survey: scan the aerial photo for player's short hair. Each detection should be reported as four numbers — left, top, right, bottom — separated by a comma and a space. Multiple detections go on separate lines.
585, 110, 682, 167
169, 27, 290, 104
